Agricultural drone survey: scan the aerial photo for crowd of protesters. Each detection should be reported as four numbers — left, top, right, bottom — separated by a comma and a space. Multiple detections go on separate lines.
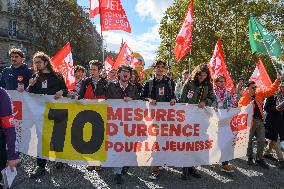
0, 48, 283, 186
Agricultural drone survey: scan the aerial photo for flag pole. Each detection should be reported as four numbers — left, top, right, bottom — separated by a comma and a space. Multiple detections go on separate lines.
252, 18, 279, 75
188, 50, 192, 74
101, 28, 105, 66
98, 0, 105, 69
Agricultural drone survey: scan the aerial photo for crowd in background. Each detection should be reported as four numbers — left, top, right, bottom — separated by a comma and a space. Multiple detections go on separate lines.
0, 48, 283, 186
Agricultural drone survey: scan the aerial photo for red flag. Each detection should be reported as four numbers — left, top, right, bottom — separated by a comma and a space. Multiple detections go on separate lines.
104, 56, 115, 74
99, 0, 131, 33
249, 59, 272, 90
90, 0, 100, 19
208, 39, 235, 94
115, 42, 134, 68
115, 42, 144, 78
51, 42, 75, 90
133, 57, 144, 77
174, 0, 194, 62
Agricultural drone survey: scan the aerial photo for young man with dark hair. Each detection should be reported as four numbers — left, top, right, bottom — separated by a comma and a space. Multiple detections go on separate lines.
239, 74, 281, 168
142, 60, 176, 180
106, 65, 139, 184
79, 60, 108, 99
0, 48, 32, 91
143, 60, 176, 106
0, 88, 21, 188
78, 60, 108, 172
68, 65, 86, 99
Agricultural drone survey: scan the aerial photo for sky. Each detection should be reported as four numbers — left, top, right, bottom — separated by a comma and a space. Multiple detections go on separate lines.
77, 0, 174, 68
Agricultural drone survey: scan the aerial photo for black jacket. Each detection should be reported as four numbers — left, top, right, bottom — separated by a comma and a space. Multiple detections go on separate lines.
79, 77, 108, 99
28, 72, 68, 96
106, 82, 139, 100
264, 95, 284, 127
142, 76, 175, 102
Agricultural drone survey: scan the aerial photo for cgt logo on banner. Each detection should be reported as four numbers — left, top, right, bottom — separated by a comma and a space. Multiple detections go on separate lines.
230, 114, 248, 132
12, 101, 23, 151
8, 91, 253, 167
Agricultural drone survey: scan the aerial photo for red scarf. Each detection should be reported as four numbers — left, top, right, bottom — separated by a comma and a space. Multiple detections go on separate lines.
214, 86, 227, 102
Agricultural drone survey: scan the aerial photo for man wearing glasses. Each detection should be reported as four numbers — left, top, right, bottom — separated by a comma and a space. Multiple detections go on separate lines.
142, 60, 176, 180
239, 74, 281, 168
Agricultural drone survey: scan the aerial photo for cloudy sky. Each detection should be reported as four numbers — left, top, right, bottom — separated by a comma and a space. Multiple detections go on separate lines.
77, 0, 174, 68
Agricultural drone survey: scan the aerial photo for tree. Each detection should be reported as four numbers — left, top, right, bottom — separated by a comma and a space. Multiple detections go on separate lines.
21, 0, 105, 67
157, 0, 283, 81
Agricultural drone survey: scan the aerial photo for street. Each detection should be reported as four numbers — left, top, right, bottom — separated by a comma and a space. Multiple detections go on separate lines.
11, 153, 284, 189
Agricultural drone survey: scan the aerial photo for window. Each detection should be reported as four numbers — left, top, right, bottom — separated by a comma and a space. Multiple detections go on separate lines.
8, 20, 17, 37
8, 0, 18, 6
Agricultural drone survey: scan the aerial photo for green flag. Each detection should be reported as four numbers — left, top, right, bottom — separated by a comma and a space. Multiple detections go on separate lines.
249, 16, 283, 58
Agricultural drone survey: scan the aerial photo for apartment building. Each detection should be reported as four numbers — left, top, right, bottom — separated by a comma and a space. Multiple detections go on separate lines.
0, 0, 38, 71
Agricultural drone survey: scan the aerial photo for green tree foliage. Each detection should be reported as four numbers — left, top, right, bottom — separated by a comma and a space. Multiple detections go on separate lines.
157, 0, 284, 81
21, 0, 107, 66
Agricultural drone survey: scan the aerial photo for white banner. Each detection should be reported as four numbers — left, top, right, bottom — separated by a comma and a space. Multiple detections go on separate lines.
8, 91, 253, 167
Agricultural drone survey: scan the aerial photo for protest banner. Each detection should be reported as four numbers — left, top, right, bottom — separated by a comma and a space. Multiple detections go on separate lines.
8, 91, 253, 167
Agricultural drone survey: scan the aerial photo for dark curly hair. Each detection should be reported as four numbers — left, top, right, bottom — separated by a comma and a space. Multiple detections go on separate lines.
191, 63, 211, 85
33, 51, 63, 82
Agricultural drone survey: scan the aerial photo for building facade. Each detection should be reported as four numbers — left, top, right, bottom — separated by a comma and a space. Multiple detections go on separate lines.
0, 0, 38, 71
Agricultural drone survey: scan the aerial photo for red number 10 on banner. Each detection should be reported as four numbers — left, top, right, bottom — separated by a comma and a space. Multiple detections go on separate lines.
42, 103, 108, 162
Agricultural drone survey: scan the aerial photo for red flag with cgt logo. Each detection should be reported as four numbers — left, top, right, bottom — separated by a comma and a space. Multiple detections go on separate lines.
208, 39, 235, 95
249, 59, 272, 91
51, 42, 75, 90
173, 0, 194, 62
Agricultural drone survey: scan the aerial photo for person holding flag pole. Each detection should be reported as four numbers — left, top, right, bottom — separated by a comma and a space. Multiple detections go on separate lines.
241, 15, 283, 168
249, 16, 284, 168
